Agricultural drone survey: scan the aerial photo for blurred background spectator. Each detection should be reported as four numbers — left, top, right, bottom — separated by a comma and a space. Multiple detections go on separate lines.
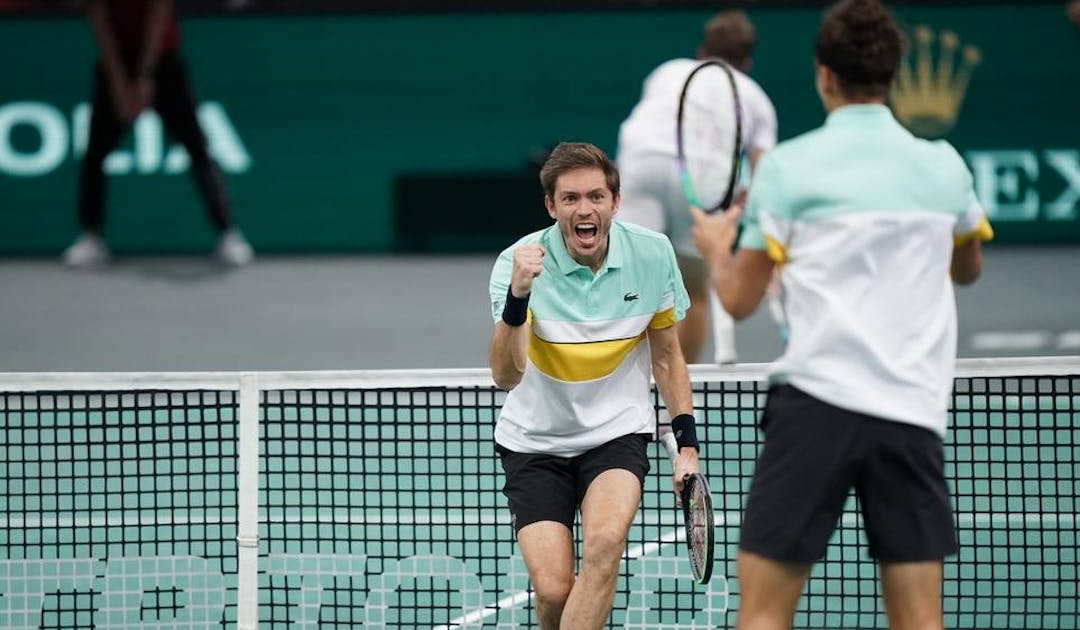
62, 0, 252, 268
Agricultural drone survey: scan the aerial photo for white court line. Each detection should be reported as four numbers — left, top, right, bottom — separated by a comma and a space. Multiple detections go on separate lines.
432, 526, 688, 630
970, 331, 1055, 351
427, 510, 1079, 630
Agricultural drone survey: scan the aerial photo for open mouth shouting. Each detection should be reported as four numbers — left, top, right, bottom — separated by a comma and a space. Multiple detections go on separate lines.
574, 221, 600, 249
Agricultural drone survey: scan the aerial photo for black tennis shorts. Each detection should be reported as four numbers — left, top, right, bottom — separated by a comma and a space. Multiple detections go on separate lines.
740, 385, 959, 563
496, 433, 651, 533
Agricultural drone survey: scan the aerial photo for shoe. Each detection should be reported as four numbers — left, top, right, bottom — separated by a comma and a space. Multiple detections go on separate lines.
61, 232, 110, 268
215, 228, 254, 266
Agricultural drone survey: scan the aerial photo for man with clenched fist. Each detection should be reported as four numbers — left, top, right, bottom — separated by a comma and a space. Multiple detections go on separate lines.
487, 142, 700, 630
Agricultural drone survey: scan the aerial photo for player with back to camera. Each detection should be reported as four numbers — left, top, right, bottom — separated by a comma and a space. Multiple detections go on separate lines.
690, 1, 992, 628
488, 142, 701, 629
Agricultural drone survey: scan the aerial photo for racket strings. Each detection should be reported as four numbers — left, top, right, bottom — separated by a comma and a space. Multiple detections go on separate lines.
677, 60, 743, 212
682, 475, 715, 583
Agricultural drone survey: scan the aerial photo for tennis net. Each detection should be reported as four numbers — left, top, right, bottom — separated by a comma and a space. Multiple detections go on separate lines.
0, 357, 1076, 629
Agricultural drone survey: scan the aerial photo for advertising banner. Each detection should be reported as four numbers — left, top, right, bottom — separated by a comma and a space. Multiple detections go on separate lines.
1, 5, 1077, 253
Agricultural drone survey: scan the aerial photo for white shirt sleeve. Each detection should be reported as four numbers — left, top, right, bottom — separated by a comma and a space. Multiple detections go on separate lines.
738, 77, 778, 154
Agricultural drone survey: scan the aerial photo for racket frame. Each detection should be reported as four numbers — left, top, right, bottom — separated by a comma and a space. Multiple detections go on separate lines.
660, 432, 716, 584
675, 58, 745, 214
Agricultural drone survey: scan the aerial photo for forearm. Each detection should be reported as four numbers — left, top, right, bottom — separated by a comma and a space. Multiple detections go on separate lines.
708, 255, 750, 320
137, 0, 172, 77
709, 249, 772, 320
650, 327, 702, 488
651, 342, 693, 419
489, 322, 529, 390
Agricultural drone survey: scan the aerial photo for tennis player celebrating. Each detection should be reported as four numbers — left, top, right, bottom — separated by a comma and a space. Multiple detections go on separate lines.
616, 10, 778, 364
489, 142, 700, 629
691, 1, 992, 628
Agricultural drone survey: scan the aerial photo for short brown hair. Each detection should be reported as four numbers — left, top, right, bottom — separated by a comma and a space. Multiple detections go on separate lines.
700, 10, 755, 71
815, 0, 903, 99
539, 142, 620, 199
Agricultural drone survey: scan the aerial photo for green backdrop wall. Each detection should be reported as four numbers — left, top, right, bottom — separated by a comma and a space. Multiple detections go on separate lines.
1, 5, 1078, 254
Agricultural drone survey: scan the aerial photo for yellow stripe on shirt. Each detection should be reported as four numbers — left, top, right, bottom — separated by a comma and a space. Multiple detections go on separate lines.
649, 307, 678, 330
764, 236, 789, 264
528, 333, 645, 382
954, 215, 994, 246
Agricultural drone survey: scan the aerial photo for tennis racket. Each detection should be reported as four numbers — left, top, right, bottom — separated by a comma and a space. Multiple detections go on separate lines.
676, 59, 744, 214
661, 432, 715, 584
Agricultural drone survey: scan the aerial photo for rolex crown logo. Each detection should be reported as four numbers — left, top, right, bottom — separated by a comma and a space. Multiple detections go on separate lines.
890, 25, 981, 138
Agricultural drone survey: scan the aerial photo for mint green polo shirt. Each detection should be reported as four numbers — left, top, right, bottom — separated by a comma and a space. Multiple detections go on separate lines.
739, 104, 993, 436
488, 220, 690, 455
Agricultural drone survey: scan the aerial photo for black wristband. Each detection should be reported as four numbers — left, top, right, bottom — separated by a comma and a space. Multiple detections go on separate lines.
501, 287, 530, 327
671, 414, 699, 451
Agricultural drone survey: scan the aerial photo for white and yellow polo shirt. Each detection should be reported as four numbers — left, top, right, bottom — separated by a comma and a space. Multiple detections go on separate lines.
740, 104, 994, 437
489, 220, 690, 456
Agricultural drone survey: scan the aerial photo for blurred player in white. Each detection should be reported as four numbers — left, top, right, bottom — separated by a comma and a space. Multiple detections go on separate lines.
616, 10, 777, 364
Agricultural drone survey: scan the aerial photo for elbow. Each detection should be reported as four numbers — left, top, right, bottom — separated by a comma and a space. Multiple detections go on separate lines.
952, 266, 981, 285
726, 301, 757, 321
492, 374, 521, 391
490, 374, 508, 391
490, 366, 523, 391
718, 290, 757, 321
951, 256, 982, 285
950, 241, 983, 286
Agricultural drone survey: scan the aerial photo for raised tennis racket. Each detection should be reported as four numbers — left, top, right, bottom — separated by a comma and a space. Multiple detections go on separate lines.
661, 432, 715, 584
676, 59, 744, 214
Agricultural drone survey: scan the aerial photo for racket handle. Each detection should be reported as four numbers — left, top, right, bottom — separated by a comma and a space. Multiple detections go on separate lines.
661, 432, 680, 463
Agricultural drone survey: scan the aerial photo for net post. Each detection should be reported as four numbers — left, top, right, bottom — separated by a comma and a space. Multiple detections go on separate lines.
236, 372, 260, 630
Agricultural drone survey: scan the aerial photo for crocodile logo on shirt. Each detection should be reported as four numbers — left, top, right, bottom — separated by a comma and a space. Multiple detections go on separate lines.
623, 292, 639, 302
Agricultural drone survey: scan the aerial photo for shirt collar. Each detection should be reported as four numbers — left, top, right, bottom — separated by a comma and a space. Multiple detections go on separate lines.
825, 103, 895, 128
547, 221, 624, 276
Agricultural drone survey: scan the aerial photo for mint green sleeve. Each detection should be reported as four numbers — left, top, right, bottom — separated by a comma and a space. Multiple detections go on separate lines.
488, 248, 514, 322
738, 152, 781, 251
934, 140, 994, 241
662, 237, 691, 321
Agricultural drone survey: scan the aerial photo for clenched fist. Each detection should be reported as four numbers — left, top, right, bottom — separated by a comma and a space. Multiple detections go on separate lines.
510, 244, 546, 297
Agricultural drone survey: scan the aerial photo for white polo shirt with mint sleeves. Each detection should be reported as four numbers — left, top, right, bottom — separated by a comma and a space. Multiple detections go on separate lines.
740, 104, 993, 437
489, 221, 690, 456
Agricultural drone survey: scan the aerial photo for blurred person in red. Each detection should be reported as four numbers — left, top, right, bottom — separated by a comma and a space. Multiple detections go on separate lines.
63, 0, 253, 268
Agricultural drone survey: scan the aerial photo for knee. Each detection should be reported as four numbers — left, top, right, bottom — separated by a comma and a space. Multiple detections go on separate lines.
581, 527, 628, 576
531, 572, 573, 609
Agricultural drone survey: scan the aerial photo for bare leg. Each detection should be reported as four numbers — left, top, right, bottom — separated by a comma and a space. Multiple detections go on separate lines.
880, 561, 945, 630
517, 521, 575, 630
736, 550, 811, 630
560, 469, 641, 630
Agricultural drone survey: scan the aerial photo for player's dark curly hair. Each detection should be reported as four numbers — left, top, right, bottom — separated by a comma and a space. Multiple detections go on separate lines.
815, 0, 903, 99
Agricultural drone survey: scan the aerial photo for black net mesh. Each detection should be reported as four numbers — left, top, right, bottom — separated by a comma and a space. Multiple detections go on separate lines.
0, 372, 1076, 628
0, 390, 238, 629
